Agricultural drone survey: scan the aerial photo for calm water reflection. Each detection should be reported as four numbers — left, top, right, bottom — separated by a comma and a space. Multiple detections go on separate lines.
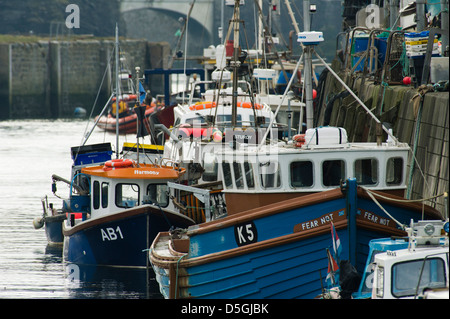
0, 119, 162, 299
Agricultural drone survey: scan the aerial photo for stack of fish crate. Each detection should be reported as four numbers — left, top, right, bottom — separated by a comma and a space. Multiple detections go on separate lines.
405, 31, 439, 58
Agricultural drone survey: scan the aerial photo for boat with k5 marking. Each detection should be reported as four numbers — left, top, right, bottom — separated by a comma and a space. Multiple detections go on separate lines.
150, 178, 442, 298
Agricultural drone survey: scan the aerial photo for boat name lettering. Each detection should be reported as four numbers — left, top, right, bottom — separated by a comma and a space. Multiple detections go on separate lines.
293, 210, 345, 233
358, 209, 392, 227
101, 226, 124, 241
234, 221, 258, 247
134, 170, 160, 175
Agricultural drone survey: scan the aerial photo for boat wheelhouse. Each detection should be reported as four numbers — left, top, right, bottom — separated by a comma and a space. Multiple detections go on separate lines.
163, 79, 278, 184
215, 126, 410, 214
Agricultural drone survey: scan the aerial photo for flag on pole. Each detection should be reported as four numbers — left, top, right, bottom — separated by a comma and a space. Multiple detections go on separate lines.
331, 222, 342, 259
326, 248, 339, 287
139, 82, 146, 105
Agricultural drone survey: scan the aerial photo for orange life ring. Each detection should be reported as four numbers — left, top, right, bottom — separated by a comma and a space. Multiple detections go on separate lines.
293, 134, 305, 148
189, 102, 216, 111
189, 101, 263, 111
104, 159, 134, 168
237, 101, 262, 110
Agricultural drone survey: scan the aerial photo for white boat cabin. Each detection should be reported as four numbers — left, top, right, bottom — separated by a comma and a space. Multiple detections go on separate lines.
372, 220, 449, 299
211, 126, 411, 213
69, 158, 183, 222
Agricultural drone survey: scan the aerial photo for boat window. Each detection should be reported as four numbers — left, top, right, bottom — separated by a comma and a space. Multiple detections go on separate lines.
216, 114, 242, 126
146, 184, 169, 208
355, 158, 378, 185
244, 161, 255, 189
115, 183, 140, 208
101, 182, 109, 208
186, 116, 205, 125
250, 116, 271, 127
222, 162, 233, 188
93, 181, 100, 210
290, 161, 313, 187
260, 161, 281, 189
386, 157, 403, 185
322, 160, 345, 187
391, 258, 447, 298
233, 162, 244, 189
202, 153, 218, 182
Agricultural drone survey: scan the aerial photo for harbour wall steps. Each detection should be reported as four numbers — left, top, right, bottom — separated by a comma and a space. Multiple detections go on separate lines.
0, 39, 170, 119
317, 59, 449, 213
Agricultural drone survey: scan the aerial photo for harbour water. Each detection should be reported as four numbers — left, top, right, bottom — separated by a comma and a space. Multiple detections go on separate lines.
0, 119, 162, 299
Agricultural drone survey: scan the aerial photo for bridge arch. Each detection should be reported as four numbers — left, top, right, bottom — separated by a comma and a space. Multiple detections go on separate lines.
120, 0, 214, 56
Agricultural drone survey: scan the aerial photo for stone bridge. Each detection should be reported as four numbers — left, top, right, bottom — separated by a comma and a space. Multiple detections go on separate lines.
120, 0, 215, 56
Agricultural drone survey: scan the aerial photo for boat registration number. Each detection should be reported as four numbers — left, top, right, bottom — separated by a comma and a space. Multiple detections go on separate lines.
101, 226, 124, 241
234, 222, 258, 247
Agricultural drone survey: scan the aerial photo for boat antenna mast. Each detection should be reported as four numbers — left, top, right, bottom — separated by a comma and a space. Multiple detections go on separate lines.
114, 23, 121, 158
231, 0, 241, 128
300, 2, 399, 144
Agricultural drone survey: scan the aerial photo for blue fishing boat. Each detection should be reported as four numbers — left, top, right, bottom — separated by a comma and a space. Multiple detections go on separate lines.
150, 178, 442, 298
42, 26, 194, 268
60, 135, 195, 267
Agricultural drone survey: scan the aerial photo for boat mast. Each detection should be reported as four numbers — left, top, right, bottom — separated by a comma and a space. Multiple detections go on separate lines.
135, 66, 141, 165
231, 0, 240, 128
115, 24, 121, 159
303, 0, 314, 130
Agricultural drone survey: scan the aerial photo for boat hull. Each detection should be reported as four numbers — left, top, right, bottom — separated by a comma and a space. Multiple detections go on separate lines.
44, 214, 66, 246
96, 104, 174, 135
96, 112, 147, 135
150, 180, 441, 298
64, 205, 194, 268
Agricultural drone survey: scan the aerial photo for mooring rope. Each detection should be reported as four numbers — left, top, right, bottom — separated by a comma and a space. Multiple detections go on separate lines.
361, 187, 448, 230
361, 187, 406, 229
361, 186, 447, 204
174, 253, 188, 299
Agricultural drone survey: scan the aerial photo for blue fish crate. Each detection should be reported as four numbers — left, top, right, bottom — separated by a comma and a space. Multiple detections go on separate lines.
71, 143, 112, 166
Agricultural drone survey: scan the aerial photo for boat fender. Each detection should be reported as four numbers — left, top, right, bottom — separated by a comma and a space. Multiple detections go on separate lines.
103, 158, 134, 170
177, 127, 193, 139
191, 128, 205, 138
33, 217, 44, 229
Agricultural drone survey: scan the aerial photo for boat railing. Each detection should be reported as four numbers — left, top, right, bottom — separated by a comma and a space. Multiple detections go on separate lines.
414, 251, 450, 299
158, 157, 181, 169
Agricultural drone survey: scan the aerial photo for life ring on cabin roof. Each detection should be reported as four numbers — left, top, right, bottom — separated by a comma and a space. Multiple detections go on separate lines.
237, 101, 262, 110
189, 101, 263, 111
293, 134, 305, 148
189, 102, 216, 111
104, 158, 134, 169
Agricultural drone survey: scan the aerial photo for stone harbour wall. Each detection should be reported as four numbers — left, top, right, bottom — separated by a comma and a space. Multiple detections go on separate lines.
0, 39, 170, 119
